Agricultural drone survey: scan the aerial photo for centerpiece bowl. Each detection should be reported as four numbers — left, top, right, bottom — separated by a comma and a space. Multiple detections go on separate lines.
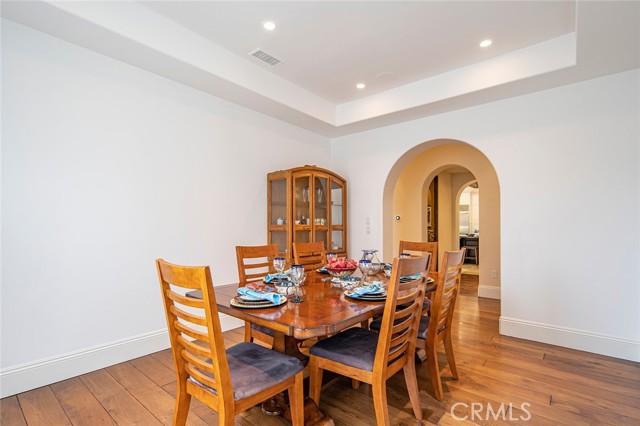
325, 266, 358, 279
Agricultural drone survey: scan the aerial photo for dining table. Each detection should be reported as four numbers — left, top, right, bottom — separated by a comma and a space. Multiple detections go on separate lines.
187, 270, 437, 425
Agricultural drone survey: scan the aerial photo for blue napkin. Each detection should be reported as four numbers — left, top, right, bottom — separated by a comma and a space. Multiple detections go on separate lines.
351, 281, 384, 297
400, 273, 421, 281
263, 273, 289, 283
237, 287, 286, 304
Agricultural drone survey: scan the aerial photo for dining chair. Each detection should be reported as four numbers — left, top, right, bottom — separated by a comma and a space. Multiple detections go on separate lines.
235, 244, 279, 344
417, 249, 465, 401
293, 241, 327, 270
308, 255, 429, 425
398, 240, 438, 274
156, 259, 304, 426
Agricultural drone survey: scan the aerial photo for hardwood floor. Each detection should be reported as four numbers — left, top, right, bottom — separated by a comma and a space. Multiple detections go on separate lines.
3, 275, 639, 425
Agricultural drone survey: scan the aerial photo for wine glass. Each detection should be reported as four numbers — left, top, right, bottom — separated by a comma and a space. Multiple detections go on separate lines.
273, 257, 285, 283
290, 264, 305, 303
358, 259, 371, 286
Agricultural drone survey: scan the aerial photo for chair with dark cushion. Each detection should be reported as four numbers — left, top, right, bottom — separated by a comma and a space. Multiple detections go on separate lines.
236, 244, 279, 344
308, 255, 429, 425
369, 250, 464, 400
156, 259, 304, 426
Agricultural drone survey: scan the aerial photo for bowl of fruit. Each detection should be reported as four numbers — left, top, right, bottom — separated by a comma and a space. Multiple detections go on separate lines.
325, 257, 358, 279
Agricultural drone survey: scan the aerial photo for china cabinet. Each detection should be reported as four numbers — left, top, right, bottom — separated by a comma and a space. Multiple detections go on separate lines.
267, 166, 347, 261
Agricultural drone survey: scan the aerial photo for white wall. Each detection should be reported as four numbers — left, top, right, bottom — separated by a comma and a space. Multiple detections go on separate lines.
1, 20, 330, 395
332, 69, 640, 361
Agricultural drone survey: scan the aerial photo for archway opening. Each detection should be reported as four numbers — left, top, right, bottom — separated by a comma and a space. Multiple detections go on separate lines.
382, 139, 500, 300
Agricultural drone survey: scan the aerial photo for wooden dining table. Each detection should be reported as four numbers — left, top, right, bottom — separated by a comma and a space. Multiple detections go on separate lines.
189, 270, 437, 358
219, 272, 392, 356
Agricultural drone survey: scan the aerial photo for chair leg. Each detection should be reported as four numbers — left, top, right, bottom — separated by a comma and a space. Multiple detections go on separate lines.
173, 387, 191, 426
443, 331, 459, 380
403, 360, 423, 420
243, 321, 253, 342
309, 356, 323, 406
351, 379, 361, 389
288, 372, 304, 426
426, 344, 444, 401
218, 410, 235, 426
372, 378, 390, 426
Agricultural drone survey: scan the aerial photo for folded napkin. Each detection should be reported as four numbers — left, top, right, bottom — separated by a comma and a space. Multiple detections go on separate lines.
351, 281, 384, 297
263, 272, 289, 283
400, 273, 422, 281
237, 287, 286, 304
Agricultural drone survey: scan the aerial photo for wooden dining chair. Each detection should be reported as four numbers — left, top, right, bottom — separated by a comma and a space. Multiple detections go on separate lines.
235, 244, 279, 344
293, 241, 327, 270
308, 256, 429, 425
156, 259, 304, 426
416, 249, 465, 401
398, 240, 438, 274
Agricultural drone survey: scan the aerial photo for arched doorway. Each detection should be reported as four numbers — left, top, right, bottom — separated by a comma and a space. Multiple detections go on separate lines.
382, 139, 501, 299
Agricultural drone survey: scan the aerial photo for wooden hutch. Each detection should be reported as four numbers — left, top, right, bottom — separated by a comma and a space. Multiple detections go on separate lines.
267, 166, 347, 261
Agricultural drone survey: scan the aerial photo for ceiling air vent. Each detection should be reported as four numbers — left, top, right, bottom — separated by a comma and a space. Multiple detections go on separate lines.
249, 48, 283, 66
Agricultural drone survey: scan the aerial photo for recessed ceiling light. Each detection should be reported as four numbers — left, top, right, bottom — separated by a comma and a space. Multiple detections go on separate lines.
356, 83, 366, 89
263, 21, 276, 31
479, 39, 492, 48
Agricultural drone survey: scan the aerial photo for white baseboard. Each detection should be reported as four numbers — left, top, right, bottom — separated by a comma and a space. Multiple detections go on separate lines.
0, 313, 245, 398
500, 316, 640, 362
478, 285, 501, 299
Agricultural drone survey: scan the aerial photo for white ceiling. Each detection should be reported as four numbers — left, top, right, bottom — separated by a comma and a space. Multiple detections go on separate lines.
2, 1, 639, 137
141, 1, 576, 103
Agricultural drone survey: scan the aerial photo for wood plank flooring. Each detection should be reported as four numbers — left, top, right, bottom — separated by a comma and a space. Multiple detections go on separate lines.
3, 275, 639, 425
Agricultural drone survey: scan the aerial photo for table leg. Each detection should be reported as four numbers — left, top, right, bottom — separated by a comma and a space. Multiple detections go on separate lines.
272, 332, 309, 365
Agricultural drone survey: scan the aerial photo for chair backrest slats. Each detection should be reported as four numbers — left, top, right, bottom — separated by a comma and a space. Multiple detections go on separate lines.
185, 364, 218, 390
182, 350, 216, 375
170, 305, 207, 326
293, 242, 327, 270
174, 320, 209, 342
373, 254, 430, 377
166, 290, 205, 308
398, 240, 438, 272
236, 245, 278, 283
177, 335, 212, 359
156, 259, 233, 405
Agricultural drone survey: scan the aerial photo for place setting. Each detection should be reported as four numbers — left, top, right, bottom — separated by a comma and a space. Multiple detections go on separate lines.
231, 258, 309, 308
231, 286, 288, 308
344, 280, 387, 301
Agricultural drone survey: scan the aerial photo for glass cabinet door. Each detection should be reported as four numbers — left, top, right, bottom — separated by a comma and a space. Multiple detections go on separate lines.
313, 175, 329, 246
293, 174, 311, 246
268, 176, 288, 255
330, 180, 345, 252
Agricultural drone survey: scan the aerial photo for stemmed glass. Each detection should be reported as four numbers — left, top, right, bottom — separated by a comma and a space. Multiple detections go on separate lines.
273, 257, 286, 283
290, 264, 305, 303
359, 259, 371, 286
